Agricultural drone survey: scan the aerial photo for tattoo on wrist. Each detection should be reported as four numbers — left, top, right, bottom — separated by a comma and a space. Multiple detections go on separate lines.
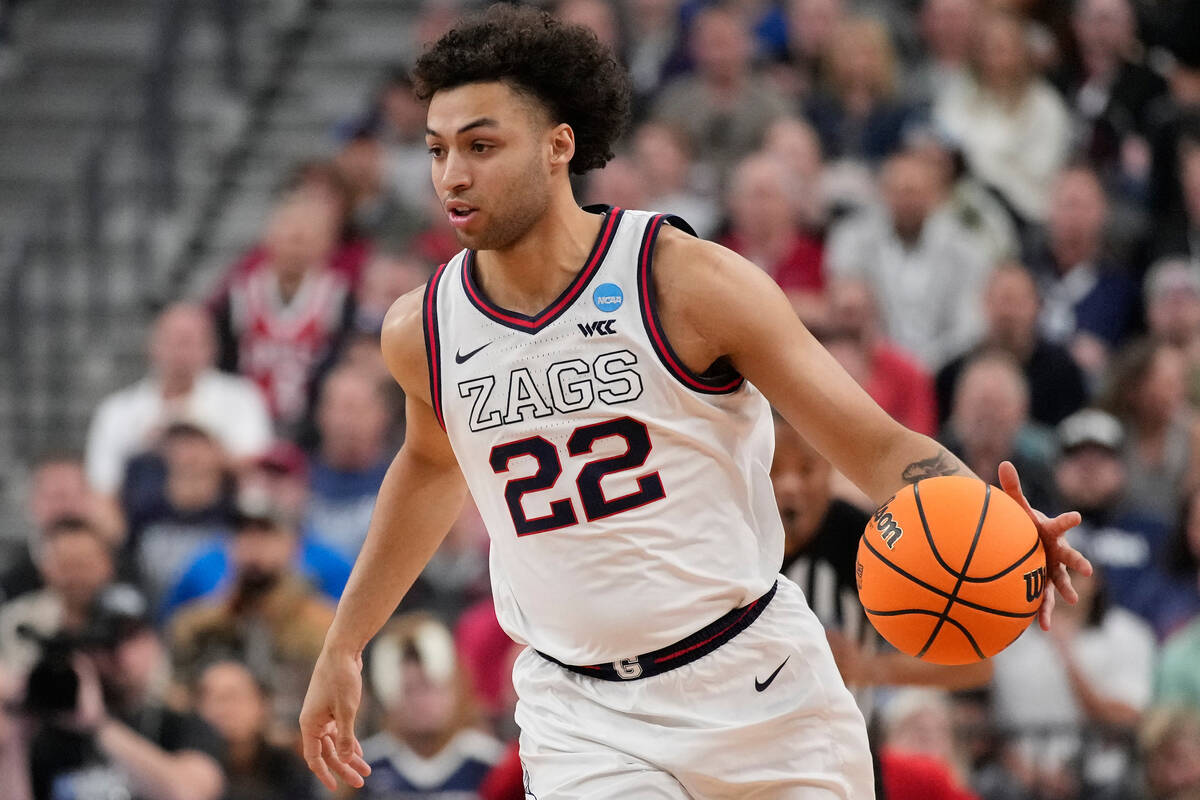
901, 450, 965, 483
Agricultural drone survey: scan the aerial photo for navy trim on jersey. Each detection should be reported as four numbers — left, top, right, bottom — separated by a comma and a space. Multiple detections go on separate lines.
460, 208, 624, 333
536, 581, 777, 681
423, 261, 451, 430
636, 214, 745, 394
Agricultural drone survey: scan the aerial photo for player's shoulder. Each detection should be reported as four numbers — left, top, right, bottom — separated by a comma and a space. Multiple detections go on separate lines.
381, 283, 433, 399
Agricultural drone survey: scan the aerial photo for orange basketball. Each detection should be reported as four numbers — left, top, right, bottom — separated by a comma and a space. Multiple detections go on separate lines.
856, 475, 1046, 665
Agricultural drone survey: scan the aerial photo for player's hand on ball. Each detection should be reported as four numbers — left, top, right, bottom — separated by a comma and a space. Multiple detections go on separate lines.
299, 648, 372, 791
997, 460, 1092, 632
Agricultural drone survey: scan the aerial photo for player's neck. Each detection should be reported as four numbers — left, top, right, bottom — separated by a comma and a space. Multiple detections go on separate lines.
473, 197, 605, 316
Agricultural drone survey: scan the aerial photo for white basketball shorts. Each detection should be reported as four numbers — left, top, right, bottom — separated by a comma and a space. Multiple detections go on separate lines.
512, 575, 876, 799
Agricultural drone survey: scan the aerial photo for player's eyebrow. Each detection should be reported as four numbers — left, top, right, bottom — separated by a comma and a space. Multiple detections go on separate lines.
425, 117, 500, 138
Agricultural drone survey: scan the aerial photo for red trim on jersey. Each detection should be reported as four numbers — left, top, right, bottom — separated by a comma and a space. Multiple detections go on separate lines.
652, 598, 761, 664
423, 262, 450, 430
461, 208, 623, 332
636, 215, 745, 394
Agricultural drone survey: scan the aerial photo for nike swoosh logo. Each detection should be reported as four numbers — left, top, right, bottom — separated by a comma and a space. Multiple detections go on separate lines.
754, 657, 790, 692
455, 341, 492, 364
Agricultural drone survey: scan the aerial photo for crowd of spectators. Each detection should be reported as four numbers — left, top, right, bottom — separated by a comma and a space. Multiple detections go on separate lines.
5, 0, 1200, 798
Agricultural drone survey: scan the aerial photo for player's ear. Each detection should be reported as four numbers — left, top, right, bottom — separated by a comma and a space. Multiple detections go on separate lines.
548, 123, 575, 169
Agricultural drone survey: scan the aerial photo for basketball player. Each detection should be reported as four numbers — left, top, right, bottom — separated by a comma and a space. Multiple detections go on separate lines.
299, 6, 1089, 797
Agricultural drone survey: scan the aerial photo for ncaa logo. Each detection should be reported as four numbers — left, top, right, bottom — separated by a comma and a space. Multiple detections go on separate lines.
593, 283, 623, 313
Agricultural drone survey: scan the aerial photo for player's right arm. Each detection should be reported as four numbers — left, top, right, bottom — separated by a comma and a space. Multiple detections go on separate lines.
298, 286, 468, 792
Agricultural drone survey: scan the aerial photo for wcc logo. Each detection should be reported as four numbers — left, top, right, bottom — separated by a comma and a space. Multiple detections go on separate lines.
1023, 566, 1046, 602
873, 498, 903, 549
578, 320, 617, 337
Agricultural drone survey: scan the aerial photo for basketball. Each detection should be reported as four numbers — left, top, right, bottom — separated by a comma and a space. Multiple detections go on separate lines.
856, 476, 1046, 665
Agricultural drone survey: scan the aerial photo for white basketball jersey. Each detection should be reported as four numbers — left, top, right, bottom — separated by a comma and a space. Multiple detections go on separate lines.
423, 207, 783, 665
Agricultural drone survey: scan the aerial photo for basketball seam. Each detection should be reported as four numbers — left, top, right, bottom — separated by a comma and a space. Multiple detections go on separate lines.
862, 607, 985, 660
916, 484, 991, 659
913, 480, 1037, 582
860, 536, 1038, 620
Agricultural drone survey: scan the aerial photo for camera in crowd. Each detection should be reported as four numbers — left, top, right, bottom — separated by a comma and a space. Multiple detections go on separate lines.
18, 583, 151, 716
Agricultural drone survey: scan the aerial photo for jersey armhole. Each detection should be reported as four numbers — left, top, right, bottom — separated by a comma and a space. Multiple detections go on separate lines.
422, 262, 450, 430
636, 214, 745, 395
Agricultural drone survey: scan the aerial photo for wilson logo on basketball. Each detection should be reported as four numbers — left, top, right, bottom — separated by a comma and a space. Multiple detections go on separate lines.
1023, 566, 1046, 602
873, 501, 903, 549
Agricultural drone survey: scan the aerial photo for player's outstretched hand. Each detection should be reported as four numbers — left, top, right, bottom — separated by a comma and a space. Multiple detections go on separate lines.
997, 460, 1092, 631
299, 648, 372, 791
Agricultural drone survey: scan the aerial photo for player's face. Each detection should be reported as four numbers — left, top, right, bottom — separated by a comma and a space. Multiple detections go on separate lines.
425, 82, 555, 252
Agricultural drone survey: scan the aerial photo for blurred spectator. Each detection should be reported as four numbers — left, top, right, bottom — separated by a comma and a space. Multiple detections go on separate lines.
826, 151, 994, 369
937, 262, 1088, 427
306, 366, 395, 559
119, 422, 237, 613
878, 689, 980, 800
652, 5, 790, 176
1145, 257, 1200, 405
169, 497, 334, 739
1054, 0, 1165, 187
990, 563, 1155, 799
554, 0, 620, 53
1146, 4, 1200, 222
906, 0, 978, 105
85, 303, 271, 497
939, 349, 1055, 507
164, 443, 350, 615
0, 517, 115, 677
762, 117, 829, 232
1101, 339, 1200, 526
27, 584, 225, 800
194, 660, 315, 800
1139, 707, 1200, 800
631, 121, 720, 237
361, 614, 503, 798
1157, 606, 1200, 712
213, 195, 357, 432
720, 152, 825, 319
1052, 408, 1175, 624
905, 126, 1021, 265
1029, 165, 1138, 378
933, 10, 1072, 224
782, 0, 847, 97
1151, 132, 1200, 267
336, 129, 425, 254
401, 503, 491, 624
583, 154, 650, 211
1151, 486, 1200, 640
354, 250, 431, 337
0, 664, 32, 800
621, 0, 687, 113
1, 455, 114, 602
454, 599, 519, 736
803, 16, 915, 165
822, 279, 938, 436
217, 162, 372, 295
357, 68, 431, 216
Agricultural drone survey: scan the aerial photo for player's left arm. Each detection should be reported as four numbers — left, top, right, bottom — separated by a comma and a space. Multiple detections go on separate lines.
651, 229, 1090, 627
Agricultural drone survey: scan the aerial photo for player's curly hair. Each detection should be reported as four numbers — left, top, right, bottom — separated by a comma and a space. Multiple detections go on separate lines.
411, 3, 631, 175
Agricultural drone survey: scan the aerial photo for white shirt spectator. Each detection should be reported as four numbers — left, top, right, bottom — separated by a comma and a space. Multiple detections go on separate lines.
85, 369, 271, 494
933, 77, 1072, 222
826, 205, 993, 369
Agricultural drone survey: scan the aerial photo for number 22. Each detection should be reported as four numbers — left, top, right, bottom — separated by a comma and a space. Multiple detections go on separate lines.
487, 416, 665, 535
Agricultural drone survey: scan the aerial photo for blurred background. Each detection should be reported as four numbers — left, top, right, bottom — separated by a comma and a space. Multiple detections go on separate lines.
1, 0, 1200, 798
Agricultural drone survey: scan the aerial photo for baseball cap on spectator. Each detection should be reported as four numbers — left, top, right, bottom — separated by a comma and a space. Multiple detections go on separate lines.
1145, 258, 1200, 302
231, 486, 295, 531
83, 583, 153, 646
1056, 409, 1125, 454
254, 440, 308, 480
